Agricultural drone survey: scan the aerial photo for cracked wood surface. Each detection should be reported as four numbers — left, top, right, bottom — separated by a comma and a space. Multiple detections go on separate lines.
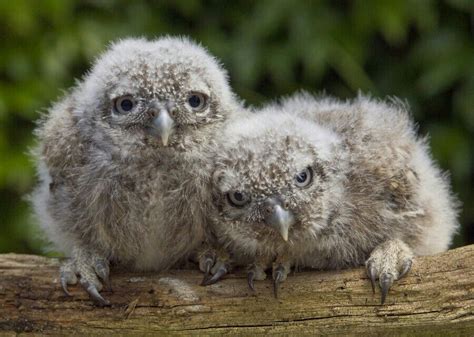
0, 245, 473, 336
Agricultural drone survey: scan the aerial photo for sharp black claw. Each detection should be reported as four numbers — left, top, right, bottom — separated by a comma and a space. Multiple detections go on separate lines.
201, 265, 227, 286
204, 258, 213, 275
201, 257, 214, 286
200, 258, 214, 286
399, 259, 413, 279
247, 271, 255, 291
89, 286, 110, 307
60, 275, 71, 296
366, 260, 376, 294
81, 281, 110, 307
380, 273, 394, 305
273, 268, 284, 299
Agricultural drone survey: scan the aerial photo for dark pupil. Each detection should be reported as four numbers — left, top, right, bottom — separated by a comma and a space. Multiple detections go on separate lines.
296, 172, 307, 183
188, 95, 201, 108
120, 99, 133, 111
234, 192, 243, 201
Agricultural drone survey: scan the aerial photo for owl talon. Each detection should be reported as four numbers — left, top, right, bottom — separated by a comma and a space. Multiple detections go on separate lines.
201, 264, 228, 286
366, 239, 414, 305
198, 247, 218, 280
60, 276, 71, 296
59, 250, 110, 305
380, 273, 394, 305
366, 260, 377, 294
199, 248, 231, 286
272, 261, 290, 298
81, 279, 110, 307
246, 263, 267, 291
399, 259, 412, 279
94, 258, 109, 280
59, 259, 77, 296
200, 273, 211, 286
199, 256, 214, 285
273, 267, 285, 298
204, 258, 214, 275
247, 271, 256, 291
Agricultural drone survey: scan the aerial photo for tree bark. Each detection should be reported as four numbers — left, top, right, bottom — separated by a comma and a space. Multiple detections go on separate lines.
0, 245, 473, 336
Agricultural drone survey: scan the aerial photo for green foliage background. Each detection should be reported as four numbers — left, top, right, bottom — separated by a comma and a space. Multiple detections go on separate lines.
0, 0, 473, 254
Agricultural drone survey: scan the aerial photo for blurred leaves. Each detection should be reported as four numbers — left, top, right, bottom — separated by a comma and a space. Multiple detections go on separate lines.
0, 0, 473, 253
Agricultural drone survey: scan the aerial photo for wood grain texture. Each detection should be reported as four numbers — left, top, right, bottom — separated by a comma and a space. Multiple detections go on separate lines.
1, 245, 473, 336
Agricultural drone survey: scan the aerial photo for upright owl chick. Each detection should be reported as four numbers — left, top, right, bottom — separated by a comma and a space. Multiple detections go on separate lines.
206, 94, 459, 302
31, 37, 241, 305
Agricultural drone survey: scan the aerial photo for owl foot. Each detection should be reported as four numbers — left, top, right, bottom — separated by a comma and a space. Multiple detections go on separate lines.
198, 248, 216, 277
247, 263, 267, 291
272, 261, 291, 298
201, 259, 230, 286
199, 248, 231, 286
60, 248, 111, 306
365, 239, 413, 304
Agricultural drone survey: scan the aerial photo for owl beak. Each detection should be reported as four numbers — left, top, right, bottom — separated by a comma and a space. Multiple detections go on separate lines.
264, 199, 295, 242
150, 109, 174, 146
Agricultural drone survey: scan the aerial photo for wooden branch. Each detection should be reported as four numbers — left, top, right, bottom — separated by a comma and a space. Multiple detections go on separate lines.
1, 246, 473, 336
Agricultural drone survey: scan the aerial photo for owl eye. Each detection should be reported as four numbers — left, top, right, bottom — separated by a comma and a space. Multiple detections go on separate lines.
114, 95, 135, 114
187, 92, 208, 111
295, 167, 313, 188
227, 191, 251, 207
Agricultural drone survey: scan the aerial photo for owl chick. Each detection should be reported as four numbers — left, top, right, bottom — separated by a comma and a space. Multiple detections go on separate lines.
205, 93, 459, 302
31, 37, 241, 305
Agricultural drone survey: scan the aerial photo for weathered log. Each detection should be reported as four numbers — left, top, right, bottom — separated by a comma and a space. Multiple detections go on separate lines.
0, 245, 473, 336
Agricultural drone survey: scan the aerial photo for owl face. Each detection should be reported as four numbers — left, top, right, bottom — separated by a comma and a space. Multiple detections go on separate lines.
212, 113, 343, 245
75, 37, 237, 148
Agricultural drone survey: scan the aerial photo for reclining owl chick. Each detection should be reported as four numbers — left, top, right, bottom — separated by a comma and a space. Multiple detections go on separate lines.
201, 93, 459, 303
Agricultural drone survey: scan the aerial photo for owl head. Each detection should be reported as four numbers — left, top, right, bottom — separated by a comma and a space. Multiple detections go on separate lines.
211, 109, 347, 247
71, 37, 239, 149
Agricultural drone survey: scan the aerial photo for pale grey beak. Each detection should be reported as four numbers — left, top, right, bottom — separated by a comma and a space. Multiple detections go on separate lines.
264, 198, 295, 241
152, 109, 174, 146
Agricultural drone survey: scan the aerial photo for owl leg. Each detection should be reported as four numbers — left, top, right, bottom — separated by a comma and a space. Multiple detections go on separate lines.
199, 247, 231, 286
60, 248, 111, 306
247, 263, 267, 291
272, 259, 291, 298
365, 239, 413, 304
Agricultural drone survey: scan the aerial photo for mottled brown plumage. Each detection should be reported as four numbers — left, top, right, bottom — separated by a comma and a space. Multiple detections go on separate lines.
202, 93, 459, 302
31, 37, 242, 305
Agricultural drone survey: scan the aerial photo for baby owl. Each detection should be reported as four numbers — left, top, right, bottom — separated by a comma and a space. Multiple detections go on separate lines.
31, 37, 241, 305
204, 93, 459, 302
